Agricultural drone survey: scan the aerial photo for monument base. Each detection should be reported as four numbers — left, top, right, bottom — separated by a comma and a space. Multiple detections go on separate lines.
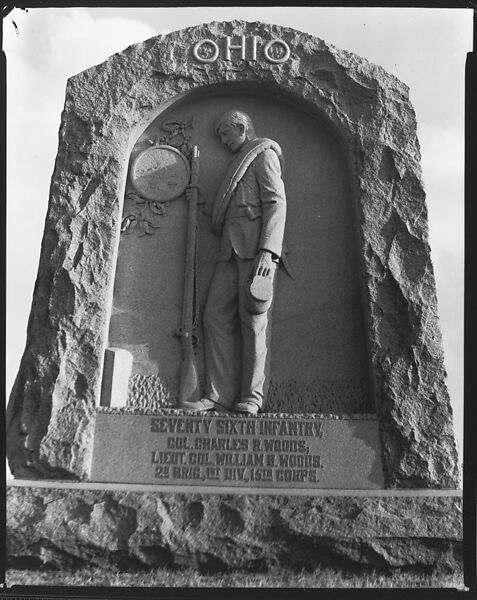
7, 482, 462, 575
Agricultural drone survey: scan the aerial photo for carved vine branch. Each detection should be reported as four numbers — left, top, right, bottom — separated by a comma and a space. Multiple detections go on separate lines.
121, 193, 167, 236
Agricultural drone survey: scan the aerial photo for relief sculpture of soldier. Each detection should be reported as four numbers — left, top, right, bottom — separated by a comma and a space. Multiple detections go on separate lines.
183, 109, 288, 415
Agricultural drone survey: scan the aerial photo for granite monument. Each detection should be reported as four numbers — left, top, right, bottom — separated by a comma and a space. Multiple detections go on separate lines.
6, 20, 462, 575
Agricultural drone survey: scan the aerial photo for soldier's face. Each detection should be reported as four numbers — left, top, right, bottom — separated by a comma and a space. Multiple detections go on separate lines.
217, 122, 246, 153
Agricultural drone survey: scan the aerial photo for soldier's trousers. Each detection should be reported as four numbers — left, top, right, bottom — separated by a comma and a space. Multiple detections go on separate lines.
202, 255, 277, 410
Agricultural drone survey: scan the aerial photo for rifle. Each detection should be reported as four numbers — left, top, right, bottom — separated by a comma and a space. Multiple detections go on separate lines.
177, 146, 201, 407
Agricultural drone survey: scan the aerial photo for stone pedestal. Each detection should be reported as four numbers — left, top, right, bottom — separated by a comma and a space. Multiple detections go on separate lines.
7, 482, 462, 574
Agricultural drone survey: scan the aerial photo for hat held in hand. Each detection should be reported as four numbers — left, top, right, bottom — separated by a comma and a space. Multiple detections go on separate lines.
246, 273, 274, 314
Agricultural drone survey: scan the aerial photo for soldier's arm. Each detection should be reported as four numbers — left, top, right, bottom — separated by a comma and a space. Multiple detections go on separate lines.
255, 148, 287, 259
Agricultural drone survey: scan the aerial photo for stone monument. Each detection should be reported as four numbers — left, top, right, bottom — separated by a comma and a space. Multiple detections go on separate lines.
7, 21, 462, 576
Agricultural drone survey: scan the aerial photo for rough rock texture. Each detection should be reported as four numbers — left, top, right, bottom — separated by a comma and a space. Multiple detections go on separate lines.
7, 20, 458, 486
7, 486, 462, 573
127, 375, 372, 414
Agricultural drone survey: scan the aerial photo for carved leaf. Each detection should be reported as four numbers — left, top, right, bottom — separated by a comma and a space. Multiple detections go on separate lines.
162, 121, 181, 133
180, 143, 192, 157
121, 215, 137, 233
126, 192, 144, 205
150, 202, 166, 215
140, 220, 161, 235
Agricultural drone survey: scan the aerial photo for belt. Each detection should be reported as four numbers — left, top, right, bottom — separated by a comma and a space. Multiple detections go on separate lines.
225, 205, 262, 220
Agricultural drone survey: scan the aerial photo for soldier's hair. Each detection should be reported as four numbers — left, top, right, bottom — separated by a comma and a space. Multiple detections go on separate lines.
214, 110, 256, 136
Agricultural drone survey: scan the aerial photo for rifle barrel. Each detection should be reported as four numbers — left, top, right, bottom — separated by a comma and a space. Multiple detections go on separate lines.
178, 146, 201, 405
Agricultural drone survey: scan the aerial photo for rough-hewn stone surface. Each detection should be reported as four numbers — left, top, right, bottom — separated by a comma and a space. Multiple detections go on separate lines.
7, 486, 462, 572
127, 376, 372, 414
7, 20, 458, 486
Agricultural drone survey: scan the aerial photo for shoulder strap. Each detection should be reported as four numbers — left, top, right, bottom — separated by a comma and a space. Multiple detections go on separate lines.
211, 138, 283, 235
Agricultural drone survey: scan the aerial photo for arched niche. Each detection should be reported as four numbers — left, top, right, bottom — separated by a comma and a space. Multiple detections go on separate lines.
107, 82, 373, 414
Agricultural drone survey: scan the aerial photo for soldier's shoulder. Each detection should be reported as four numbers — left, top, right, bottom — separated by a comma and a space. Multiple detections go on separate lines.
255, 146, 281, 167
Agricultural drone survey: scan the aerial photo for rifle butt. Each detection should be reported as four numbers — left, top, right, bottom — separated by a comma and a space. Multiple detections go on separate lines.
178, 353, 201, 406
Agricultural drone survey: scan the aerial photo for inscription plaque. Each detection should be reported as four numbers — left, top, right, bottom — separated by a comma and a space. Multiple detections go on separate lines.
90, 413, 385, 489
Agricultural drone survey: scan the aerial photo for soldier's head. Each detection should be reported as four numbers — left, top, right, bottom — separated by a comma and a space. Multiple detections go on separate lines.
214, 110, 256, 153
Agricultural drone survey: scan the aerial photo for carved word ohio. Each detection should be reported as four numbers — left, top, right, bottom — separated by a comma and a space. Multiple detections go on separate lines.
193, 36, 291, 64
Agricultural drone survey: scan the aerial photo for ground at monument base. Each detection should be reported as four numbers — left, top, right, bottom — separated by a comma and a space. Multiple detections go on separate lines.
5, 564, 466, 589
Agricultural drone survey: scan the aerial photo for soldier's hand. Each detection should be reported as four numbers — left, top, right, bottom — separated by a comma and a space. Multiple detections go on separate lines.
253, 250, 275, 278
185, 185, 203, 202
